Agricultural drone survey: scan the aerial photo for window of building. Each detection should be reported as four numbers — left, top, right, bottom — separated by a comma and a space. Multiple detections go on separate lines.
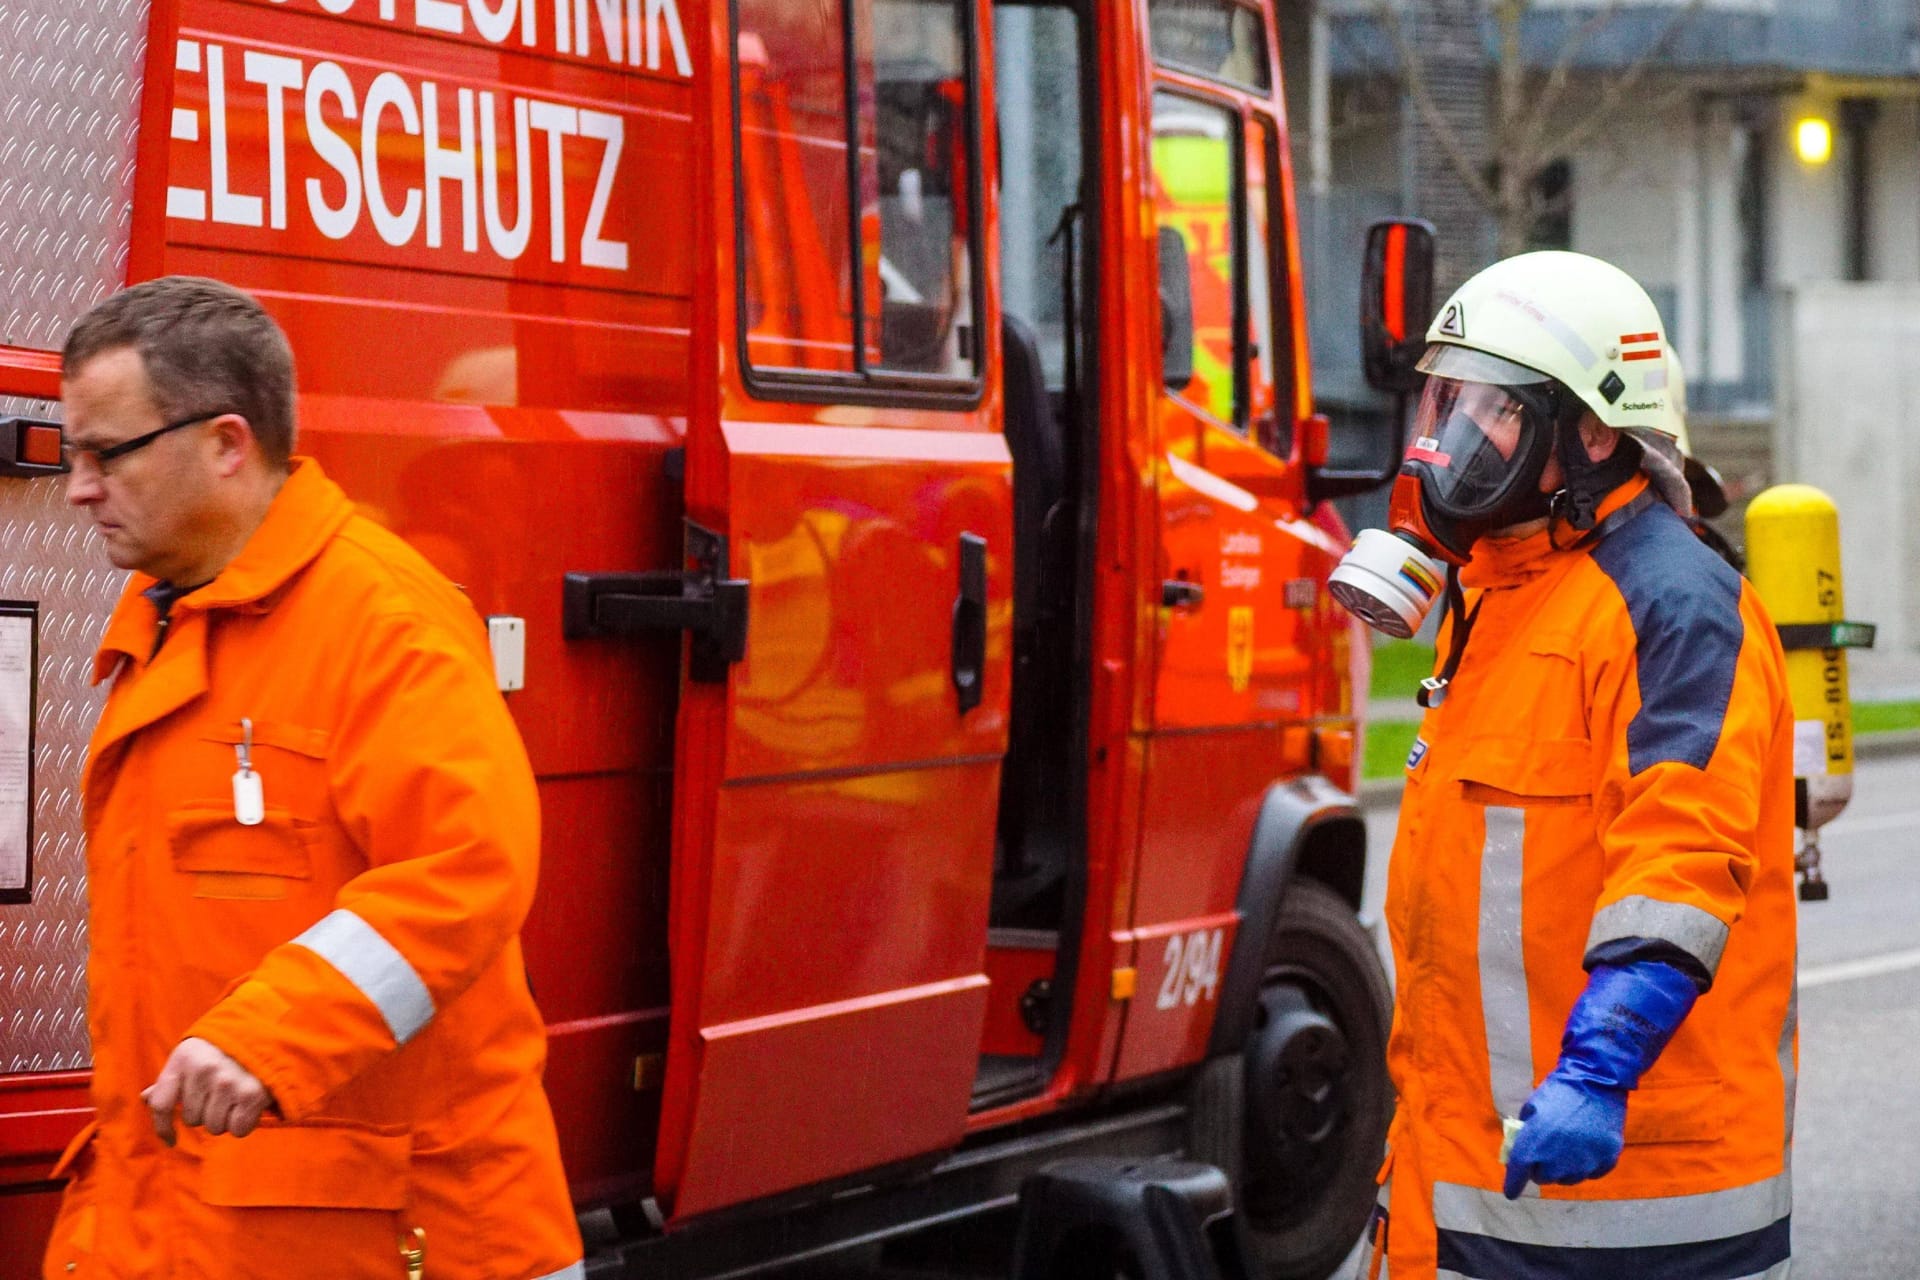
736, 0, 982, 394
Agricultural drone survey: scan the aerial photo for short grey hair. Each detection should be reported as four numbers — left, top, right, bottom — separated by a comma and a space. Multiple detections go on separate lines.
64, 276, 297, 468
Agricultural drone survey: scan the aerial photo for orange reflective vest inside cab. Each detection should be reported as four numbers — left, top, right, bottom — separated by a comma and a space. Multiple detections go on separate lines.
43, 461, 581, 1280
1377, 481, 1798, 1280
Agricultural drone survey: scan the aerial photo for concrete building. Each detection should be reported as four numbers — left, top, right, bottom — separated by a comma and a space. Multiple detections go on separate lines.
1289, 0, 1920, 651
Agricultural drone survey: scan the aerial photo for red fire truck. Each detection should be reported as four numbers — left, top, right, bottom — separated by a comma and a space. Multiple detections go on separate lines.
0, 1, 1429, 1275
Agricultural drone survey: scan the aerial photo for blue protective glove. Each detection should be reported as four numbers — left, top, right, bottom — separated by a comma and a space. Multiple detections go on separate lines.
1501, 960, 1699, 1199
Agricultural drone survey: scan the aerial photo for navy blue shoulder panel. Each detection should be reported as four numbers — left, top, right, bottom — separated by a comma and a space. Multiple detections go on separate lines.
1590, 502, 1745, 775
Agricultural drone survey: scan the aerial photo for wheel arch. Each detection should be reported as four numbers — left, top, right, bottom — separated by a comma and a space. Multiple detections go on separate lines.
1207, 775, 1367, 1059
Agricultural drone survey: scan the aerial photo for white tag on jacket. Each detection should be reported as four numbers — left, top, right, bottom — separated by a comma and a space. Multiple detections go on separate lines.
232, 768, 264, 826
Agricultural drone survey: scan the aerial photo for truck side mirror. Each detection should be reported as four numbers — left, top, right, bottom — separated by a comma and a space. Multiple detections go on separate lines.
1158, 225, 1194, 392
1360, 218, 1436, 394
1308, 218, 1439, 504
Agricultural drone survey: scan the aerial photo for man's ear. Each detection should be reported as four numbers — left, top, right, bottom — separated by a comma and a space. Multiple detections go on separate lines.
1580, 412, 1620, 462
207, 413, 258, 478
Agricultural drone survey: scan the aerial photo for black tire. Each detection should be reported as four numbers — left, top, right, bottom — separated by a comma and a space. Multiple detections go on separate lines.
1189, 878, 1393, 1280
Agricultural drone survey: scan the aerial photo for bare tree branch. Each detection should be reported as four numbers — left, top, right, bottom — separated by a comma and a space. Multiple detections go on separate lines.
1522, 0, 1629, 158
1536, 0, 1707, 163
1377, 0, 1499, 209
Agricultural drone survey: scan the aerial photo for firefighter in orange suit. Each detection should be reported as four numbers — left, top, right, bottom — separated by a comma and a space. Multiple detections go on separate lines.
1331, 252, 1796, 1279
43, 277, 583, 1279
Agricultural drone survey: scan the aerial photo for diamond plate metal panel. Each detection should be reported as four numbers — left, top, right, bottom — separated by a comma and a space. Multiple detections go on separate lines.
0, 395, 122, 1073
1, 1, 149, 352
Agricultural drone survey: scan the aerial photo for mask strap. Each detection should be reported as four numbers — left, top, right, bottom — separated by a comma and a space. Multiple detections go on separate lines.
1417, 568, 1484, 709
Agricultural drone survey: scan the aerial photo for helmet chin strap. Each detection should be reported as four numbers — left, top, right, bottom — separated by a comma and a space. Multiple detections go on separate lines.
1548, 409, 1642, 540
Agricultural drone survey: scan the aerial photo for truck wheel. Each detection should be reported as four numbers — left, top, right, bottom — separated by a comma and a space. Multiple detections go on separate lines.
1189, 878, 1393, 1280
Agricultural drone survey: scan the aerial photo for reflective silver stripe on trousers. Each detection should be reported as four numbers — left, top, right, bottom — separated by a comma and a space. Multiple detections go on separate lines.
1432, 1169, 1792, 1249
1780, 962, 1799, 1143
534, 1264, 585, 1280
1438, 1271, 1791, 1280
1479, 807, 1534, 1119
1585, 892, 1731, 976
291, 909, 436, 1045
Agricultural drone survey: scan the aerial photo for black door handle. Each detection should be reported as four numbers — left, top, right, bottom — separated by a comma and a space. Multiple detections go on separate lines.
952, 532, 987, 713
1162, 577, 1205, 608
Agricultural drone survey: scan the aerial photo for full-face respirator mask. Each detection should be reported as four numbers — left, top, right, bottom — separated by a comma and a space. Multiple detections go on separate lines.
1329, 346, 1581, 639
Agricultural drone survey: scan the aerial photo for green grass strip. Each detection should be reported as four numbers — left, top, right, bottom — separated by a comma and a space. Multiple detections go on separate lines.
1854, 700, 1920, 736
1369, 640, 1436, 701
1361, 700, 1920, 780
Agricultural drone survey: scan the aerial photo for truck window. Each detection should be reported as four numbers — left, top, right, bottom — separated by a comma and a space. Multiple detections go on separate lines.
734, 0, 982, 393
1244, 113, 1287, 455
1151, 92, 1240, 430
993, 2, 1083, 390
1147, 0, 1271, 92
737, 0, 859, 373
869, 0, 976, 376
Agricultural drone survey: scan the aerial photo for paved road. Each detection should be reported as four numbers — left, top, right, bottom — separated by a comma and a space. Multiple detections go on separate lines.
1363, 753, 1920, 1278
771, 756, 1917, 1280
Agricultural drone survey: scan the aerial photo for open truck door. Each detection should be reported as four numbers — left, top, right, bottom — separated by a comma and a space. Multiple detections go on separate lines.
633, 0, 1010, 1223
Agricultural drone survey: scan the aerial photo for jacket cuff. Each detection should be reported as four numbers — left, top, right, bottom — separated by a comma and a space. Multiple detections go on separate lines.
1585, 894, 1729, 980
188, 979, 325, 1123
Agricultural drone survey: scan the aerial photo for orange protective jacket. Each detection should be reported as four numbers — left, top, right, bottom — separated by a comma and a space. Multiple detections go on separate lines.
44, 461, 582, 1280
1369, 481, 1797, 1280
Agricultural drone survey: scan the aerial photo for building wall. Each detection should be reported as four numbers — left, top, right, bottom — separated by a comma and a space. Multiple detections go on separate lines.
1776, 282, 1920, 653
1770, 88, 1848, 285
1563, 93, 1746, 386
1867, 99, 1920, 284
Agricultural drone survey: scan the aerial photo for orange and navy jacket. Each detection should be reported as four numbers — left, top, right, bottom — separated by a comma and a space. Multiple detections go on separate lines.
44, 460, 582, 1280
1377, 478, 1797, 1279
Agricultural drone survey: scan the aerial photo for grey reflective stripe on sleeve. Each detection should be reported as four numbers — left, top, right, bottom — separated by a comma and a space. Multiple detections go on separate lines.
1584, 893, 1731, 977
1479, 807, 1534, 1118
1433, 1169, 1792, 1249
291, 909, 436, 1045
533, 1264, 585, 1280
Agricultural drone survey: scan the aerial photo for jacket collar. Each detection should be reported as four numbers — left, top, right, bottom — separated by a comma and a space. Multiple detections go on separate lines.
92, 458, 351, 683
1461, 474, 1651, 591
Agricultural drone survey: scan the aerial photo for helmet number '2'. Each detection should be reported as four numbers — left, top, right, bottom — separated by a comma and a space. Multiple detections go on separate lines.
1157, 928, 1225, 1010
1437, 301, 1466, 339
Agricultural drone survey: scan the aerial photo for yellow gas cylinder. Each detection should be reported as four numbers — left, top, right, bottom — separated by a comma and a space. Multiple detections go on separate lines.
1745, 484, 1876, 900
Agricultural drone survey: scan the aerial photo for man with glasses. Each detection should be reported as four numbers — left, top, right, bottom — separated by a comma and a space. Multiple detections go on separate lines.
44, 277, 584, 1279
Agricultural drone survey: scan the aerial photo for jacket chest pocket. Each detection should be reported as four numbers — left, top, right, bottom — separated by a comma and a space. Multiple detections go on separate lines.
167, 805, 320, 900
1455, 734, 1593, 811
164, 721, 334, 901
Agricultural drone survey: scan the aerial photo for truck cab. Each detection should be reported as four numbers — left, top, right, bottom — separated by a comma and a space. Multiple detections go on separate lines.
0, 2, 1413, 1276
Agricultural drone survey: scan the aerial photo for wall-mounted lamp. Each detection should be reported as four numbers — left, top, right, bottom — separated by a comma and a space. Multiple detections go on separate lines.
1795, 116, 1833, 166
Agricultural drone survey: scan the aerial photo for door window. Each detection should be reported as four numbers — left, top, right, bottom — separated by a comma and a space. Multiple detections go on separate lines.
736, 0, 858, 373
735, 0, 982, 393
1151, 92, 1293, 454
1152, 92, 1239, 430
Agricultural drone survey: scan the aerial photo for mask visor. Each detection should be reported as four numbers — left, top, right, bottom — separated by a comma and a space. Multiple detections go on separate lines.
1403, 376, 1551, 519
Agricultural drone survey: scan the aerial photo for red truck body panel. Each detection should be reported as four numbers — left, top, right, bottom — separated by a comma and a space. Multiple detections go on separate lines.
0, 0, 1370, 1264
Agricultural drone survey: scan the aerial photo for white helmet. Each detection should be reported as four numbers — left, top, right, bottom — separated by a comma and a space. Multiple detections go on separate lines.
1418, 250, 1671, 433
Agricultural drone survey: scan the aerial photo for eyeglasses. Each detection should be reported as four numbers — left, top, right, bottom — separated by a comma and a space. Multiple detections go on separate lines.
62, 412, 227, 474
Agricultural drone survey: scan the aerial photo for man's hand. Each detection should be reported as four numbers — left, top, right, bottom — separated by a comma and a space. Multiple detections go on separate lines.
141, 1037, 276, 1147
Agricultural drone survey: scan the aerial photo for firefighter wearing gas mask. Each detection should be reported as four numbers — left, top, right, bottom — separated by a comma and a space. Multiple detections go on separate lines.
1345, 252, 1799, 1280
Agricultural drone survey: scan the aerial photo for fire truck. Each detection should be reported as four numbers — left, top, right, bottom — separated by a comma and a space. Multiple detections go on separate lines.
0, 1, 1430, 1275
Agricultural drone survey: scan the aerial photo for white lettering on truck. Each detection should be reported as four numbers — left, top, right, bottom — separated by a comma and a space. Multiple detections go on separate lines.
167, 39, 632, 273
263, 0, 692, 77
